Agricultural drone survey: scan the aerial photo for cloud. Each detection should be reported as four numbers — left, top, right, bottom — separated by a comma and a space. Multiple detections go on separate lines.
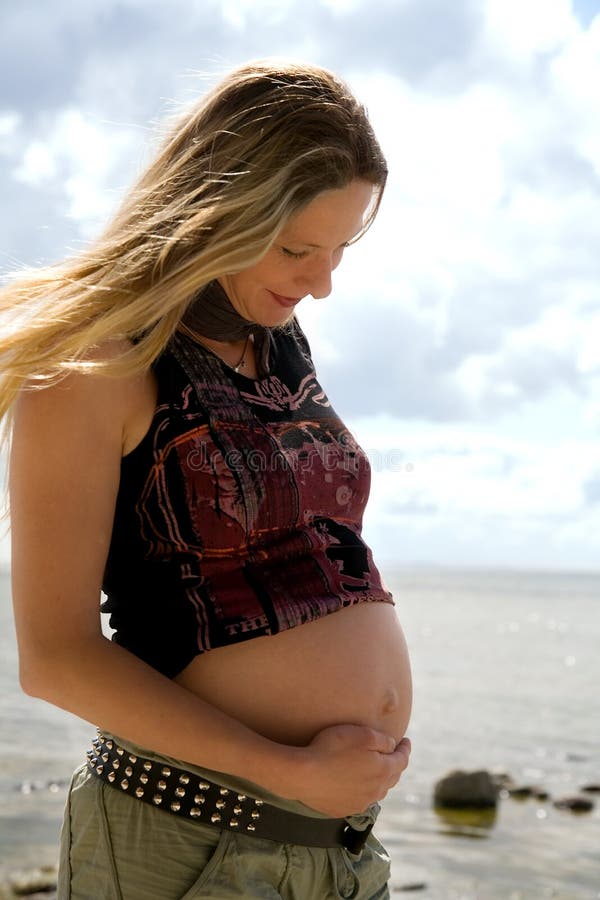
356, 421, 600, 568
582, 471, 600, 506
2, 0, 600, 569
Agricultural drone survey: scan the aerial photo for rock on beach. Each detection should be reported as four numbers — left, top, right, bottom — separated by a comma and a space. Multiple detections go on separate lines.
433, 767, 597, 818
553, 795, 595, 813
433, 770, 499, 809
0, 866, 57, 900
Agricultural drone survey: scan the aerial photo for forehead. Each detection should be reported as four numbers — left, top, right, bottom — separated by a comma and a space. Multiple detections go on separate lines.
280, 180, 375, 247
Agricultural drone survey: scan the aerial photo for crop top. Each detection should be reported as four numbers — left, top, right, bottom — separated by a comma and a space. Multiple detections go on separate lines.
101, 317, 394, 677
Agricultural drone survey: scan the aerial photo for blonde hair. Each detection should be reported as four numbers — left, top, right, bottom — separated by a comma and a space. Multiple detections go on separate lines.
0, 59, 387, 427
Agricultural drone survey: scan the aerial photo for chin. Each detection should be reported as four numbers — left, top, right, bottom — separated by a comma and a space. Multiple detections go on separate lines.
273, 309, 296, 328
256, 309, 296, 328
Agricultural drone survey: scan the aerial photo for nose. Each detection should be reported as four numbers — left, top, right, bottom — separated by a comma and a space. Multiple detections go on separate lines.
305, 255, 334, 300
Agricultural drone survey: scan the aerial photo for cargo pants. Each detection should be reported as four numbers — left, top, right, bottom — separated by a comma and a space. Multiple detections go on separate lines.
58, 735, 391, 899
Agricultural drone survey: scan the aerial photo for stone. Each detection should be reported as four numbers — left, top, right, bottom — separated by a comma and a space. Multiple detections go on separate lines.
507, 784, 549, 801
433, 770, 499, 809
490, 770, 514, 789
8, 866, 57, 896
507, 785, 534, 800
581, 784, 600, 794
553, 795, 595, 813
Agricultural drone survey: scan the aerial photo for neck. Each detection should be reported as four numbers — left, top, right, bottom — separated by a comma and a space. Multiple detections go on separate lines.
180, 280, 272, 379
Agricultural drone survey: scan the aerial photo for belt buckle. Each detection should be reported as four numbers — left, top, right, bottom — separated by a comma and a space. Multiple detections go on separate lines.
341, 821, 373, 854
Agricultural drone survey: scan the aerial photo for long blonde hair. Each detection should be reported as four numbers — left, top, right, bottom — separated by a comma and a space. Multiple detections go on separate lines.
0, 60, 387, 426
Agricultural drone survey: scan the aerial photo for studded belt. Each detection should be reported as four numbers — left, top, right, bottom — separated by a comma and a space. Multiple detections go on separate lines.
86, 734, 374, 853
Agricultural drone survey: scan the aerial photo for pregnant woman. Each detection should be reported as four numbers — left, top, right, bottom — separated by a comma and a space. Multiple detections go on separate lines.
3, 60, 412, 899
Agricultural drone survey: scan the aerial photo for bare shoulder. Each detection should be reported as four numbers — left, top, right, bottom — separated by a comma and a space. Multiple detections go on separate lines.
13, 338, 157, 457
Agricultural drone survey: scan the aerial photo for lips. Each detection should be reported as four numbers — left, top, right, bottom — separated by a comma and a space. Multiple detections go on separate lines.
269, 291, 302, 309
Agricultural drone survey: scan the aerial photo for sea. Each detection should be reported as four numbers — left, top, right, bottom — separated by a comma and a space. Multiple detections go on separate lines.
0, 566, 599, 899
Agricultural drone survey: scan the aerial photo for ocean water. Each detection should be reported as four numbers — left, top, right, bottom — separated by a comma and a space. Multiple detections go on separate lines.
1, 566, 599, 898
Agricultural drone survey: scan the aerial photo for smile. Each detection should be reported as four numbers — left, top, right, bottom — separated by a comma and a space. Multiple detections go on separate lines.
268, 291, 302, 309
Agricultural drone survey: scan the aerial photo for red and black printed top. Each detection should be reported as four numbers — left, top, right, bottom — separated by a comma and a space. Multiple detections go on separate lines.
101, 317, 393, 677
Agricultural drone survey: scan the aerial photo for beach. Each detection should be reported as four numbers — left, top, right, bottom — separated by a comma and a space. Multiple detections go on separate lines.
1, 567, 599, 898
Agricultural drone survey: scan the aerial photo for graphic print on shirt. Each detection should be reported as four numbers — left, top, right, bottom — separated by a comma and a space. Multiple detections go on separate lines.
102, 320, 393, 675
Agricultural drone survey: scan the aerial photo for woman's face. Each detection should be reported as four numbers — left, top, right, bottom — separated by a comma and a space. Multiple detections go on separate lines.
219, 179, 375, 327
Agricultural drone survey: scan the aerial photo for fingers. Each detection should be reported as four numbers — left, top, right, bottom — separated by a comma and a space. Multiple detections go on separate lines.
395, 736, 412, 758
363, 728, 398, 754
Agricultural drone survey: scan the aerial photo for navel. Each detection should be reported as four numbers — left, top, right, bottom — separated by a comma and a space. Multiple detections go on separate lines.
381, 686, 400, 717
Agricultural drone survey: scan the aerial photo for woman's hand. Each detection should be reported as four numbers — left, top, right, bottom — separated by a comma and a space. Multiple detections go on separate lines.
288, 724, 411, 818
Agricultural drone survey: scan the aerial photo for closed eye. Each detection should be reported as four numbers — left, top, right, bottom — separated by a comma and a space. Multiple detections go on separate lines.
280, 247, 309, 260
280, 242, 351, 260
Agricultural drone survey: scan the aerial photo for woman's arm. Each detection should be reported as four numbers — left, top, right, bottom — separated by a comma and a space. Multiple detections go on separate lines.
9, 358, 409, 817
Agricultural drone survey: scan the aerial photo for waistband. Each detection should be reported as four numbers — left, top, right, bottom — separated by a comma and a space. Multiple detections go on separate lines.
86, 732, 376, 853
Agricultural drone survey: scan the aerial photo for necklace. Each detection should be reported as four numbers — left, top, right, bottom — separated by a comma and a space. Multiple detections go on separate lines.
182, 322, 251, 373
232, 333, 251, 372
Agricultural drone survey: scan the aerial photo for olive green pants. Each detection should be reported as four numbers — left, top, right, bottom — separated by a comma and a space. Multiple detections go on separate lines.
58, 735, 391, 899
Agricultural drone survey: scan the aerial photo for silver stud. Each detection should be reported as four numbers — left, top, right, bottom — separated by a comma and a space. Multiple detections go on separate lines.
194, 794, 206, 805
161, 767, 171, 777
237, 794, 246, 802
199, 781, 210, 791
254, 799, 264, 806
211, 813, 221, 824
190, 807, 202, 818
89, 757, 97, 768
112, 760, 120, 770
153, 794, 162, 805
247, 824, 256, 832
234, 805, 243, 815
96, 765, 104, 775
143, 761, 152, 772
216, 799, 226, 810
251, 810, 260, 819
179, 774, 190, 785
170, 801, 181, 812
108, 772, 116, 783
229, 819, 239, 827
128, 755, 137, 764
121, 779, 129, 790
157, 780, 167, 791
106, 740, 114, 750
219, 788, 230, 796
101, 752, 109, 763
86, 749, 94, 758
140, 774, 149, 785
125, 766, 133, 778
135, 787, 144, 799
116, 748, 124, 757
175, 786, 186, 798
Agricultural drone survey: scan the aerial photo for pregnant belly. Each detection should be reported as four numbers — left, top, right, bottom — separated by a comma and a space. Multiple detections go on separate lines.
174, 602, 412, 746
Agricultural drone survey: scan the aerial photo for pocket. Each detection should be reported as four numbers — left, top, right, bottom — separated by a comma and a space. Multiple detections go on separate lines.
179, 829, 234, 899
337, 832, 391, 900
99, 785, 232, 900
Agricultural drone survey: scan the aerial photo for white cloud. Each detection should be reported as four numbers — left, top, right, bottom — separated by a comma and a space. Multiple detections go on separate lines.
356, 420, 600, 569
549, 17, 600, 178
482, 0, 579, 62
0, 113, 20, 138
11, 109, 144, 235
2, 0, 600, 569
13, 141, 58, 185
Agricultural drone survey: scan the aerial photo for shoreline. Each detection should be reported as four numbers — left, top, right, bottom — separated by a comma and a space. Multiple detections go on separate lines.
1, 765, 598, 900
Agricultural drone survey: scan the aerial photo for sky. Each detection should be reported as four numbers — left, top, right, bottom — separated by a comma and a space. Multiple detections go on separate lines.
1, 0, 599, 572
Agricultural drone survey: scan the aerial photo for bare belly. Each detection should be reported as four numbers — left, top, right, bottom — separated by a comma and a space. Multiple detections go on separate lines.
174, 602, 412, 747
